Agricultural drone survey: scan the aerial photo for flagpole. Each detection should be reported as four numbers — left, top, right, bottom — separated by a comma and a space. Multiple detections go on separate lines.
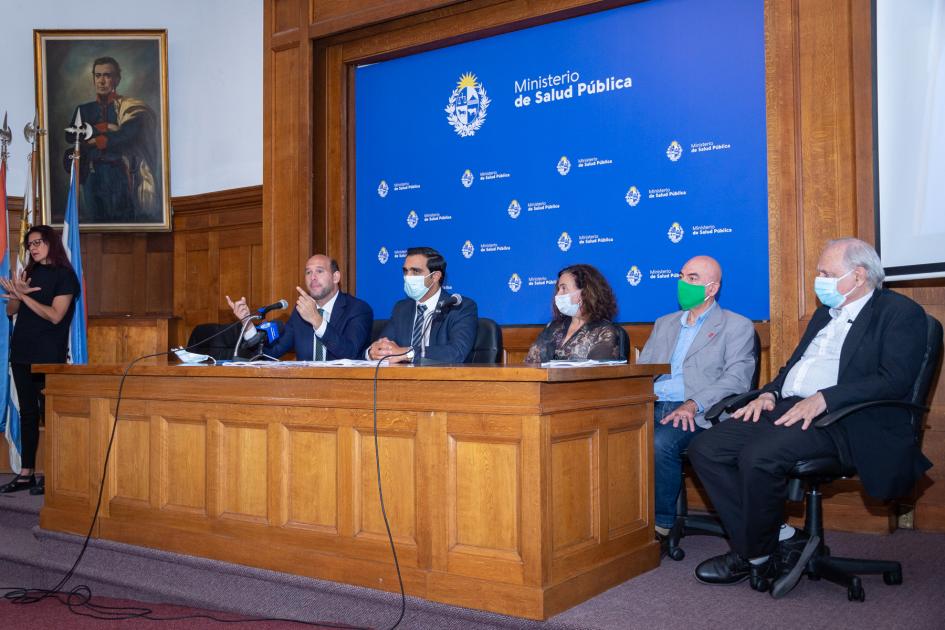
0, 112, 21, 472
63, 110, 90, 365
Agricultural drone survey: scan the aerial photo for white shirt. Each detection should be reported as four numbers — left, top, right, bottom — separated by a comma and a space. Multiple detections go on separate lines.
311, 290, 339, 360
781, 291, 872, 398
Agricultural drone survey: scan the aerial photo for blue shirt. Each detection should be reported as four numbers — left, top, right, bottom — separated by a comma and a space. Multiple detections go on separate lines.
653, 303, 716, 408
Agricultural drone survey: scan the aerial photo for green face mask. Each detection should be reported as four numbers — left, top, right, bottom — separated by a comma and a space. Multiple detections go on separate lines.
677, 279, 710, 311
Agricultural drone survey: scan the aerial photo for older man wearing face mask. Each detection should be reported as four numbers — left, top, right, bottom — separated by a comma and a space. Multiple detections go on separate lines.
688, 238, 931, 590
637, 255, 756, 548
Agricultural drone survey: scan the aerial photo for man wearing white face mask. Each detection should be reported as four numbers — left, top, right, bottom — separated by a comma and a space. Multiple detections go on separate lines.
689, 238, 931, 590
368, 246, 478, 364
637, 255, 755, 550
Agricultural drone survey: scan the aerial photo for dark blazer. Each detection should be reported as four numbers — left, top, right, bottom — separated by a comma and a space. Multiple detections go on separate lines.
250, 291, 373, 360
380, 292, 479, 363
761, 289, 931, 499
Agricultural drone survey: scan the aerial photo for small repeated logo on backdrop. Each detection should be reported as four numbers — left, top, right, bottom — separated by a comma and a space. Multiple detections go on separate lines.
445, 73, 491, 138
625, 185, 641, 207
626, 265, 642, 286
461, 240, 475, 259
557, 231, 572, 252
666, 140, 683, 162
667, 222, 685, 244
556, 156, 571, 176
406, 210, 419, 228
377, 247, 390, 264
507, 199, 521, 219
377, 180, 389, 198
461, 169, 474, 188
508, 273, 522, 293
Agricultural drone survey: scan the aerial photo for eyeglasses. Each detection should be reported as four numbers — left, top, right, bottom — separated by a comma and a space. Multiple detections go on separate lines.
27, 239, 46, 248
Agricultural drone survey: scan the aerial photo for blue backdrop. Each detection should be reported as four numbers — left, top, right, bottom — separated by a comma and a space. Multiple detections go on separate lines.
355, 0, 768, 324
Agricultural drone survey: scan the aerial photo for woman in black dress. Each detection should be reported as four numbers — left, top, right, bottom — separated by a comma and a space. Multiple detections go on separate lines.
525, 263, 622, 363
0, 225, 80, 494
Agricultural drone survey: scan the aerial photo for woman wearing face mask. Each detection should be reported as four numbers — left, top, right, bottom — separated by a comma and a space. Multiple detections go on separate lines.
0, 225, 80, 495
525, 264, 622, 363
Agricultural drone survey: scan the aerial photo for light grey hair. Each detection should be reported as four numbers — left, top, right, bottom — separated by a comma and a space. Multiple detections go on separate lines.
827, 237, 885, 288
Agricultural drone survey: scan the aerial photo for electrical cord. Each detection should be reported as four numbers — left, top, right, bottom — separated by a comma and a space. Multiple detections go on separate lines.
0, 330, 373, 628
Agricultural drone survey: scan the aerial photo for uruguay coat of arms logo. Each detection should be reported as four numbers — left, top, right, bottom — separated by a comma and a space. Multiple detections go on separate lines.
445, 73, 491, 138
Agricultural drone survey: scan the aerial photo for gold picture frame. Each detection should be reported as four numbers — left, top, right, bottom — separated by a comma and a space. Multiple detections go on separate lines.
34, 29, 171, 231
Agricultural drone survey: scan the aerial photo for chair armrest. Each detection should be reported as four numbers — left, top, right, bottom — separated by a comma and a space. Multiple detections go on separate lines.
704, 389, 764, 425
814, 400, 930, 428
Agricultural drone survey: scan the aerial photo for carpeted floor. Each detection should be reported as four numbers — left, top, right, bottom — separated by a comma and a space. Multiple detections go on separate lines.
2, 474, 945, 629
0, 594, 364, 629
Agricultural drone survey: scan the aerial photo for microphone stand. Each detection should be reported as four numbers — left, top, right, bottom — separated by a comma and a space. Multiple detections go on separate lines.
233, 315, 262, 359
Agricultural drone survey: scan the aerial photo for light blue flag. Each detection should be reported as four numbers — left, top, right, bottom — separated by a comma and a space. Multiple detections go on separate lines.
0, 149, 22, 471
62, 159, 88, 364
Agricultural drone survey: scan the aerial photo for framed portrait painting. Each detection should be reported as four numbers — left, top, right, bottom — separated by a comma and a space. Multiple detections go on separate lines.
34, 30, 171, 231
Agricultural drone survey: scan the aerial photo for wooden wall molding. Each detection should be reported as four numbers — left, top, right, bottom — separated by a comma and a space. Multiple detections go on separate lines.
172, 186, 264, 343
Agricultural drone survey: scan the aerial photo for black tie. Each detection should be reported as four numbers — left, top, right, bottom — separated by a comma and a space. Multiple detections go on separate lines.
411, 304, 427, 353
314, 308, 325, 360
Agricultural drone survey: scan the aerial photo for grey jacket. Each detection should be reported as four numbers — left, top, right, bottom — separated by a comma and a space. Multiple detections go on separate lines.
638, 304, 755, 429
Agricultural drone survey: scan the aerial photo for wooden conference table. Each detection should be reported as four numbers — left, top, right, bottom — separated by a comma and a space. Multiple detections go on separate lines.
37, 360, 666, 620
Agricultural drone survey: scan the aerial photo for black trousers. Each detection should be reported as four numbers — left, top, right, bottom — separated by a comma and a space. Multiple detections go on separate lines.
687, 396, 848, 559
11, 363, 45, 470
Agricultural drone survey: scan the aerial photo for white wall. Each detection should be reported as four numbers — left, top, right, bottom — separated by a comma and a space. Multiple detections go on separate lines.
0, 0, 263, 197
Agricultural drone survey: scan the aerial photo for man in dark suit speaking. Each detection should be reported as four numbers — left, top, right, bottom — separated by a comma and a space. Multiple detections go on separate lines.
367, 246, 478, 364
227, 254, 373, 360
689, 237, 931, 587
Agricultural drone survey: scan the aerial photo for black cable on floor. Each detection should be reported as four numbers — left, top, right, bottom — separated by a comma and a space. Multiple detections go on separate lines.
0, 326, 374, 628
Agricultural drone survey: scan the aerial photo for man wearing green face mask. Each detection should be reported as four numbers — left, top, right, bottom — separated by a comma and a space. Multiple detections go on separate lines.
637, 255, 756, 552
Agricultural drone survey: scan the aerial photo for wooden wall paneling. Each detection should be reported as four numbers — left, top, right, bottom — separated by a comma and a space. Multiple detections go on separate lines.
309, 0, 467, 38
266, 0, 313, 310
6, 209, 174, 318
764, 0, 801, 371
172, 187, 263, 341
797, 0, 858, 245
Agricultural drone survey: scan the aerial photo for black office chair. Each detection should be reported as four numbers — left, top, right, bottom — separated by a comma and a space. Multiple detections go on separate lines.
664, 330, 762, 561
186, 323, 243, 360
616, 325, 631, 361
467, 318, 503, 364
709, 314, 942, 600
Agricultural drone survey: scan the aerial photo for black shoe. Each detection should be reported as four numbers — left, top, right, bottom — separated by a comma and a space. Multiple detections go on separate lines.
695, 551, 751, 585
656, 531, 669, 558
0, 474, 36, 493
29, 477, 45, 496
749, 556, 781, 592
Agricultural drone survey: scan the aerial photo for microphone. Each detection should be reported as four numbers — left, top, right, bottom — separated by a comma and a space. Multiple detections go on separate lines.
257, 299, 288, 316
412, 294, 463, 363
436, 293, 463, 313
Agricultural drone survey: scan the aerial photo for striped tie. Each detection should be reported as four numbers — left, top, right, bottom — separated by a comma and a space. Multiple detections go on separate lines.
314, 308, 325, 360
410, 304, 427, 352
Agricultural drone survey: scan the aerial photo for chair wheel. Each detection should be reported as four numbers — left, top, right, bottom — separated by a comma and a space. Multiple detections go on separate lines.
847, 581, 865, 602
668, 547, 685, 561
883, 570, 903, 585
750, 576, 770, 592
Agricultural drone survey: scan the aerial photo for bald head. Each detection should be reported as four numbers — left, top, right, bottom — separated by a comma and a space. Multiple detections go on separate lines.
682, 255, 722, 285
